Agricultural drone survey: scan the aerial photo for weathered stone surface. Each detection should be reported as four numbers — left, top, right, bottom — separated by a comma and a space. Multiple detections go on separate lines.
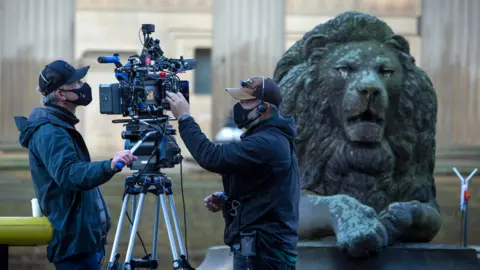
197, 242, 480, 270
273, 11, 442, 258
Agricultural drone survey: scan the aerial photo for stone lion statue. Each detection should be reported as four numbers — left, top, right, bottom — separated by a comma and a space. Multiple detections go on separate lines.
273, 12, 442, 258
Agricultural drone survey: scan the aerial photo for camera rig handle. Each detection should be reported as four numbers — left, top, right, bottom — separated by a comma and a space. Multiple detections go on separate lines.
97, 54, 122, 68
115, 130, 158, 170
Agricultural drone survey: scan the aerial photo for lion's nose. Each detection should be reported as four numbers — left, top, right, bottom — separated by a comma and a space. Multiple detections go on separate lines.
358, 86, 381, 97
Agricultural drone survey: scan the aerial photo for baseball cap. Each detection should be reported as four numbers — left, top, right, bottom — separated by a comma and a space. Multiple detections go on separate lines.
38, 60, 90, 95
226, 76, 283, 107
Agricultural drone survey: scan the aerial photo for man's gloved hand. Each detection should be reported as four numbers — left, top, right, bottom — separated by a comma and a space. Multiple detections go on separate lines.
204, 192, 225, 213
165, 91, 190, 119
111, 150, 137, 171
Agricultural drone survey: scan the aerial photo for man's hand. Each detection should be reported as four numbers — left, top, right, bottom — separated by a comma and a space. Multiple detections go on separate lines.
111, 150, 137, 171
165, 91, 190, 119
204, 192, 224, 213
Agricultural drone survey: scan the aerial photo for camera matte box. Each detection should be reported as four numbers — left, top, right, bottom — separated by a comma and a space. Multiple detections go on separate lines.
99, 83, 123, 115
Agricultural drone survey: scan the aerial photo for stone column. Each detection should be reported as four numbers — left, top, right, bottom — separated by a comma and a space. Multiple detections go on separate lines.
421, 0, 480, 173
0, 0, 75, 150
211, 0, 286, 135
421, 0, 480, 146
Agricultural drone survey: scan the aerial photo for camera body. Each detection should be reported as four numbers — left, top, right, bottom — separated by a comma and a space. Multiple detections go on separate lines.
97, 24, 194, 171
99, 74, 190, 117
97, 24, 195, 118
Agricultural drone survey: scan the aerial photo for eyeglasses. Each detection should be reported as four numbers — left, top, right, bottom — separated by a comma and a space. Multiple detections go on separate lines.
240, 78, 254, 89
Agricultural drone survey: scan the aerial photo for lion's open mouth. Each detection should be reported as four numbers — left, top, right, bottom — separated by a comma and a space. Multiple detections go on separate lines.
347, 111, 384, 125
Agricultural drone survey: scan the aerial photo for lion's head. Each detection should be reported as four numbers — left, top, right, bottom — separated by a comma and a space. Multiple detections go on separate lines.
273, 12, 437, 212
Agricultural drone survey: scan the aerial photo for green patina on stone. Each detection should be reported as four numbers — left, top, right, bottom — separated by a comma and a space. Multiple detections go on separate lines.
273, 11, 442, 258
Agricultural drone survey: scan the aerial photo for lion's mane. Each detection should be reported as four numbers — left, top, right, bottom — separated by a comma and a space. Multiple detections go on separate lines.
273, 12, 438, 212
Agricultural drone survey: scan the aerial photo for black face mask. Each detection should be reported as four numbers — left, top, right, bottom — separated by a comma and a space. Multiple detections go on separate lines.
64, 83, 92, 106
233, 102, 261, 129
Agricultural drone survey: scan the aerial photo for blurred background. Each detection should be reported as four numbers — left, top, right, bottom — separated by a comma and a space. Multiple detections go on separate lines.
0, 0, 479, 269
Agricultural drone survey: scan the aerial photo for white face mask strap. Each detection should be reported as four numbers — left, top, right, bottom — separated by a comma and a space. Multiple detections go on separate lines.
39, 72, 49, 84
262, 76, 265, 101
39, 72, 53, 95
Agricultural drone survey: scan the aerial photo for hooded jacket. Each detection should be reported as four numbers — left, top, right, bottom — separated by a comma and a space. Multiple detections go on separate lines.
14, 105, 115, 263
179, 113, 300, 264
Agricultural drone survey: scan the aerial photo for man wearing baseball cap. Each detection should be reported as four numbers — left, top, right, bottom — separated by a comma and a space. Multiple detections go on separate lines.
14, 60, 136, 269
166, 76, 300, 269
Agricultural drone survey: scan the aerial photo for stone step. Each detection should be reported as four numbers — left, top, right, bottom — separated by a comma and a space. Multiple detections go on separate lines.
1, 154, 479, 177
197, 242, 480, 270
0, 154, 204, 173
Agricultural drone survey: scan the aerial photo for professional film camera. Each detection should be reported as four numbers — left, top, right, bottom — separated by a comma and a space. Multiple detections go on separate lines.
97, 24, 196, 270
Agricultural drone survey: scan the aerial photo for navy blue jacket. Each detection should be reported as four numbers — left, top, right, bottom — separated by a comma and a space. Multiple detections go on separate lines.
179, 114, 300, 261
14, 105, 115, 263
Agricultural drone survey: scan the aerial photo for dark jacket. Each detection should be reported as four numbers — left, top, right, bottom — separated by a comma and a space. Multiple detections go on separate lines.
14, 105, 116, 263
179, 114, 300, 260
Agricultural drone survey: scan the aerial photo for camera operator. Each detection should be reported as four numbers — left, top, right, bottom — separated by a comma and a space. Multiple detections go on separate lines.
166, 76, 300, 270
14, 60, 136, 270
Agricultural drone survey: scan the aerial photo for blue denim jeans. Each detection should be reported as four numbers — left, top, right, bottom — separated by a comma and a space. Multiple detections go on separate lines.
54, 250, 104, 270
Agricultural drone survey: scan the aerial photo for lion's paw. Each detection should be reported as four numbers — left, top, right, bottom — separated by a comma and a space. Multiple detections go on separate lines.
331, 196, 388, 258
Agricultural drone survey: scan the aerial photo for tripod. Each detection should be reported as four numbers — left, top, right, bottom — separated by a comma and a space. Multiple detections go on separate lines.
106, 171, 195, 270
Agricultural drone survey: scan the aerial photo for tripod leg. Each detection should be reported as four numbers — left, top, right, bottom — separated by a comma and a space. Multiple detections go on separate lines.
151, 195, 161, 261
124, 193, 146, 265
130, 195, 137, 235
167, 194, 188, 257
108, 194, 130, 264
159, 194, 180, 262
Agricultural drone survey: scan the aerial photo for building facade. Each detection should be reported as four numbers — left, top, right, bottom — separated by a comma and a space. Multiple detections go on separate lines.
2, 1, 480, 269
0, 0, 422, 160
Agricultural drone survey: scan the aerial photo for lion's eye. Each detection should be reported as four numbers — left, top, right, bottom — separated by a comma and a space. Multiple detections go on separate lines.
336, 67, 349, 79
379, 69, 394, 78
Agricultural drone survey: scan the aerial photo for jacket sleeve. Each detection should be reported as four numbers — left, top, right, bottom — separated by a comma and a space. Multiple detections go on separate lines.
30, 124, 117, 191
179, 116, 271, 175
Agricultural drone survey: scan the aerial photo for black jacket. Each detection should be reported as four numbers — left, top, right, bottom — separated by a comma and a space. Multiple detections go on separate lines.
179, 114, 300, 258
14, 105, 115, 263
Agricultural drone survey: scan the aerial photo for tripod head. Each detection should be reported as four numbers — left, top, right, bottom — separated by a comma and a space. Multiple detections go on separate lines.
112, 116, 183, 172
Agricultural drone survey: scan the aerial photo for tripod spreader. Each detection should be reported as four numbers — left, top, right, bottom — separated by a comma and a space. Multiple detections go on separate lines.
174, 255, 195, 270
123, 173, 174, 197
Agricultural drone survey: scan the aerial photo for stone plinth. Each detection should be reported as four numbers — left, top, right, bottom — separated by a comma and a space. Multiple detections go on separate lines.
197, 241, 480, 270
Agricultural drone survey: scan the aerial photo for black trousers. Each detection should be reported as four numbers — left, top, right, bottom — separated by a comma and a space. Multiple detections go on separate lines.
232, 243, 296, 270
54, 250, 104, 270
